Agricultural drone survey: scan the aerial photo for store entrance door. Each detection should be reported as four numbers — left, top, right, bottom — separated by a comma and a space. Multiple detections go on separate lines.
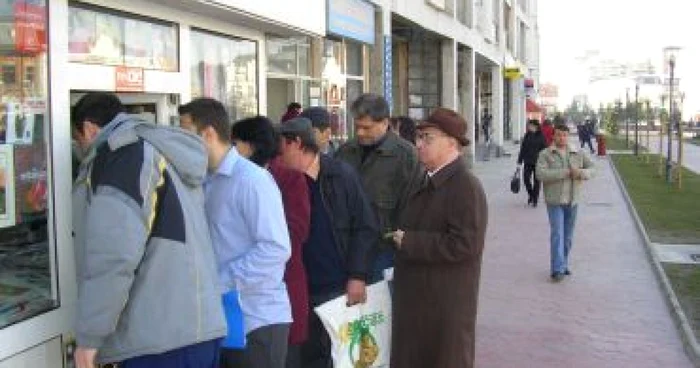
69, 92, 180, 126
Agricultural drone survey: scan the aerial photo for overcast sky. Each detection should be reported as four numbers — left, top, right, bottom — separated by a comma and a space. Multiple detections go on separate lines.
538, 0, 698, 110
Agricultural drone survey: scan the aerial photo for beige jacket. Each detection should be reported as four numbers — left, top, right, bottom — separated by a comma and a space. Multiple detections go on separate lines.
536, 145, 595, 205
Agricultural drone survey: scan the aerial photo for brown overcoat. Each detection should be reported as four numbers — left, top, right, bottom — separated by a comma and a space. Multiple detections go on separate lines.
391, 156, 488, 368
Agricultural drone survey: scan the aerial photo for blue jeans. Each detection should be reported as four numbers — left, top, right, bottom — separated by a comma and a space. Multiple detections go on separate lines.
119, 338, 221, 368
547, 204, 578, 274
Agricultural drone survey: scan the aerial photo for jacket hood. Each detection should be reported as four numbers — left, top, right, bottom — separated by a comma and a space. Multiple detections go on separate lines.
90, 113, 208, 187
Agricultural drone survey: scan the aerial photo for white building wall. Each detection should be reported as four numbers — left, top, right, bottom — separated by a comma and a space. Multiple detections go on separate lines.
208, 0, 326, 35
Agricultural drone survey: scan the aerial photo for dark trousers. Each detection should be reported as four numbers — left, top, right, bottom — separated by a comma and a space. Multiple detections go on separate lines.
523, 164, 540, 204
118, 338, 221, 368
220, 324, 290, 368
301, 290, 344, 368
581, 137, 595, 153
285, 344, 302, 368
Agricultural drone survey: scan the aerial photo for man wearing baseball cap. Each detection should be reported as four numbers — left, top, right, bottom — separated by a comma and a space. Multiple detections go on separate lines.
276, 117, 378, 368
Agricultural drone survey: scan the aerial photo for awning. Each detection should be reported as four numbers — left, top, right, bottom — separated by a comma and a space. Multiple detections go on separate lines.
526, 99, 543, 113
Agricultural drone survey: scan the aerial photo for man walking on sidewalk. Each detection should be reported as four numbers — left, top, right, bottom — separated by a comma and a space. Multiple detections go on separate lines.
536, 124, 595, 282
517, 119, 548, 207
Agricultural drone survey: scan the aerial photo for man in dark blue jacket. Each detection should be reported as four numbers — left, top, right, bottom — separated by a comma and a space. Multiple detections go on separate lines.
276, 117, 378, 368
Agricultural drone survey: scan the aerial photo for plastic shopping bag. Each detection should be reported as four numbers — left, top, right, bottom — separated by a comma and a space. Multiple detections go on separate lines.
221, 290, 246, 349
314, 281, 392, 368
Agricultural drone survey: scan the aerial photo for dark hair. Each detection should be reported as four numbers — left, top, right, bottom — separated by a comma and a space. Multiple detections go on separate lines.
280, 132, 320, 154
178, 98, 230, 142
351, 93, 390, 122
230, 116, 279, 167
390, 116, 417, 144
554, 123, 570, 132
287, 102, 302, 111
72, 92, 126, 132
301, 107, 331, 131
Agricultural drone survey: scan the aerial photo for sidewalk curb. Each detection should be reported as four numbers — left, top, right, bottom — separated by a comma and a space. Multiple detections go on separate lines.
609, 156, 700, 367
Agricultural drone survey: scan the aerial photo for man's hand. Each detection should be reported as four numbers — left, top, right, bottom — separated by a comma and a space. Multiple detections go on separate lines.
392, 230, 405, 249
346, 279, 367, 306
75, 347, 98, 368
570, 168, 582, 180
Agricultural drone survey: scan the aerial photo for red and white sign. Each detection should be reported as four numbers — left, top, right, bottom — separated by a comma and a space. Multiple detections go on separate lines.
115, 66, 144, 92
14, 1, 47, 54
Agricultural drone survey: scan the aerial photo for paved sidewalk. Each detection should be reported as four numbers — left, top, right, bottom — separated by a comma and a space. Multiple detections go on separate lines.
472, 151, 692, 367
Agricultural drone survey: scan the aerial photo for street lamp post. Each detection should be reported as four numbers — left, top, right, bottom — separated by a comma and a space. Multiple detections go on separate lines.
625, 88, 631, 148
659, 95, 667, 177
664, 46, 681, 184
677, 92, 686, 188
646, 100, 651, 163
634, 83, 640, 156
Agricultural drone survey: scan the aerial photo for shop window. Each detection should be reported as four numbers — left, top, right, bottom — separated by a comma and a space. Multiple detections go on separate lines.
68, 4, 178, 72
191, 29, 258, 121
1, 65, 15, 85
24, 66, 35, 85
267, 37, 297, 75
346, 42, 363, 77
0, 0, 54, 330
298, 43, 311, 76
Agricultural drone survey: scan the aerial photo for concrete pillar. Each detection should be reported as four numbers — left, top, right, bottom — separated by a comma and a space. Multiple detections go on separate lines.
370, 6, 385, 95
510, 77, 526, 142
509, 78, 519, 141
369, 1, 392, 108
441, 39, 458, 109
459, 47, 476, 167
491, 65, 504, 148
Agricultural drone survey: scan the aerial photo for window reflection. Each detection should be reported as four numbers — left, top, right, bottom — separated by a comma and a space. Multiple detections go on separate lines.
0, 0, 54, 329
68, 5, 178, 71
191, 30, 258, 121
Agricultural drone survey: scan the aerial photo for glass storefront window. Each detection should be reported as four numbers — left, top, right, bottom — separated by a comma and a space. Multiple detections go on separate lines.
68, 4, 178, 71
191, 29, 258, 121
298, 42, 311, 76
346, 42, 363, 77
346, 79, 363, 137
267, 36, 312, 77
0, 0, 55, 329
266, 37, 296, 75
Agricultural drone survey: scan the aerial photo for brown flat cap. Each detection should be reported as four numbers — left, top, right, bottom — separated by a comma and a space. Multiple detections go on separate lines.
417, 107, 469, 146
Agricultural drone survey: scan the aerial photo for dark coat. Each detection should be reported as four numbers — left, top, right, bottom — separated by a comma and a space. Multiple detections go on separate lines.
336, 132, 423, 251
391, 156, 488, 368
268, 157, 310, 345
318, 154, 379, 281
517, 131, 548, 166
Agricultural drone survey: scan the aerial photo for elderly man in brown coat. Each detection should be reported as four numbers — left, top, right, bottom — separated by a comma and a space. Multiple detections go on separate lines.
389, 108, 488, 368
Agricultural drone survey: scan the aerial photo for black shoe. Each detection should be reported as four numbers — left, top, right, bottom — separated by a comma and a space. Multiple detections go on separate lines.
564, 269, 571, 276
550, 272, 565, 282
532, 201, 538, 208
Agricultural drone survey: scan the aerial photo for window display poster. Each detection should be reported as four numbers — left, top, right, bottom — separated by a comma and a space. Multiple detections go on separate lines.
68, 7, 96, 58
13, 143, 46, 224
0, 144, 16, 228
68, 8, 123, 65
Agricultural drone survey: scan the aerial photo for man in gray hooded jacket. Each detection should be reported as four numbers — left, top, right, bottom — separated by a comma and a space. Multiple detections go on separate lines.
71, 92, 226, 368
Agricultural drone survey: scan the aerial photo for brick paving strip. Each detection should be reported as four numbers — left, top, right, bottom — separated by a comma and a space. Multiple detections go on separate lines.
472, 146, 694, 368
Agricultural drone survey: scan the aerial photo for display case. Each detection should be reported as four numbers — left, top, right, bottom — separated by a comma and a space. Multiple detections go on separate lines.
0, 0, 55, 332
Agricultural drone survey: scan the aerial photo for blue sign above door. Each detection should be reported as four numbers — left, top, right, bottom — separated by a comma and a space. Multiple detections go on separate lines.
327, 0, 375, 45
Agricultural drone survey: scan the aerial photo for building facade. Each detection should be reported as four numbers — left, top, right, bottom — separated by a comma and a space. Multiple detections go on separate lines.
0, 0, 539, 366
